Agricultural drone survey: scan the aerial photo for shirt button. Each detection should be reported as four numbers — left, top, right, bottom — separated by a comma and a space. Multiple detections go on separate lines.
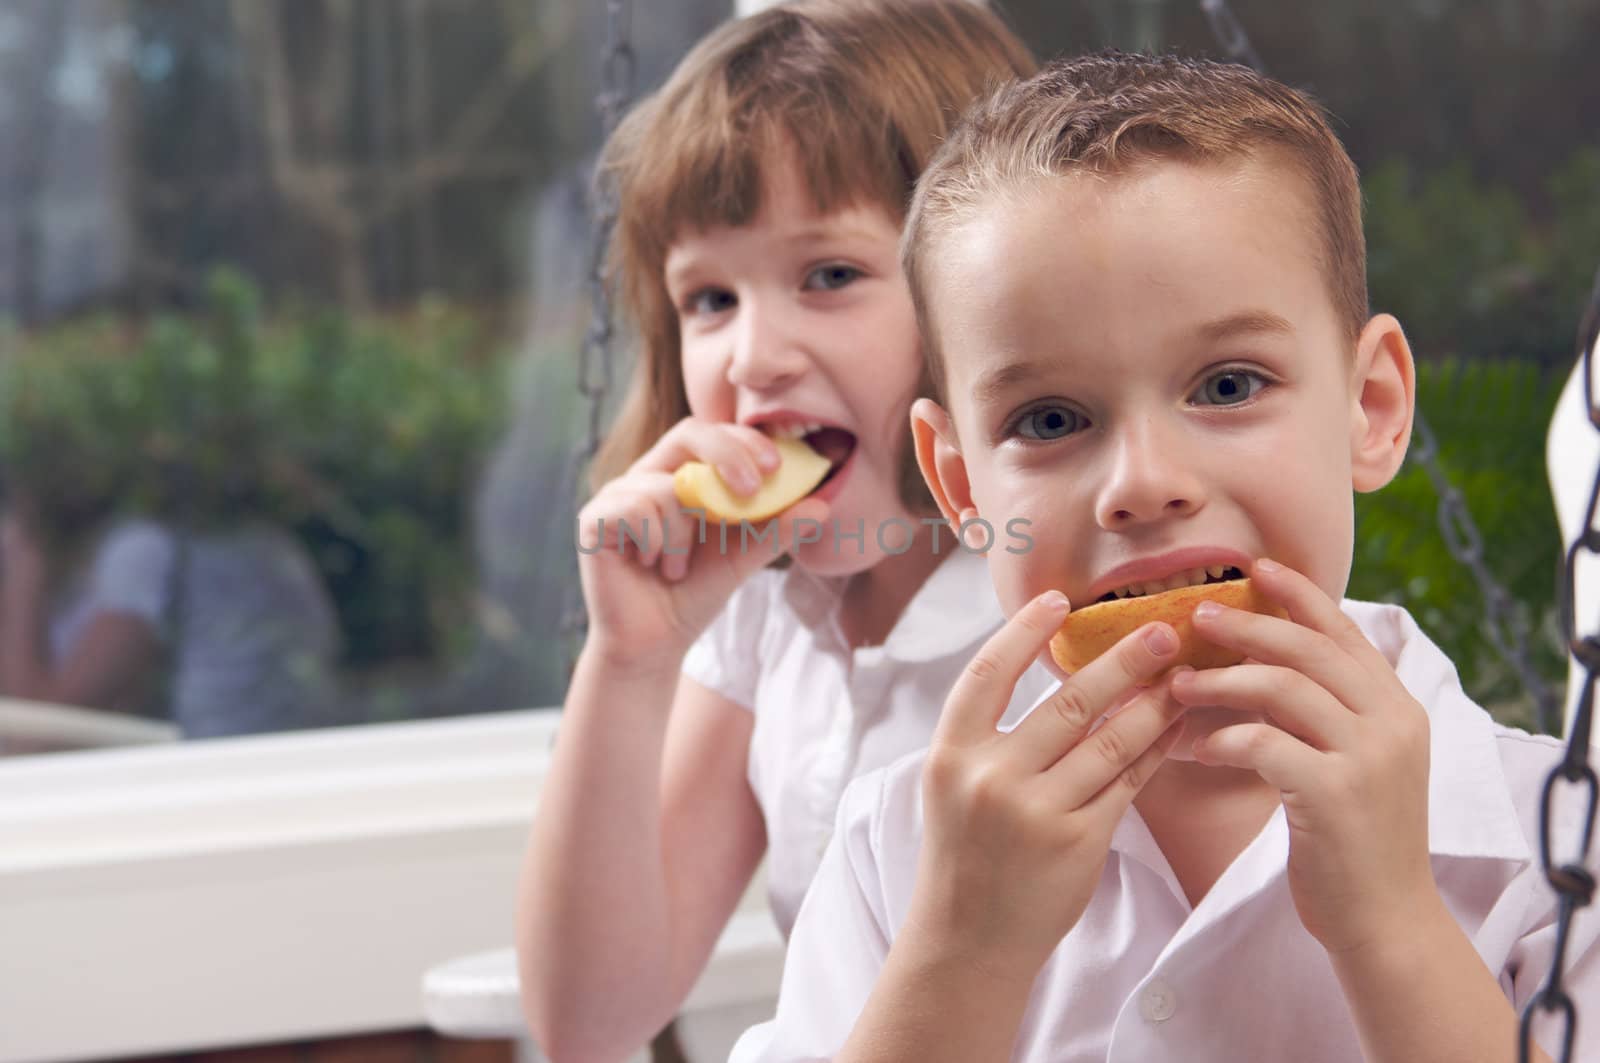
1139, 979, 1177, 1023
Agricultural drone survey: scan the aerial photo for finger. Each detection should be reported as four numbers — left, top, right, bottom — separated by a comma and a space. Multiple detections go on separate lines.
578, 484, 669, 560
936, 591, 1073, 750
708, 495, 834, 583
1007, 620, 1182, 772
1077, 715, 1188, 823
1170, 664, 1356, 751
1189, 589, 1380, 718
638, 420, 769, 496
1038, 671, 1190, 807
1192, 720, 1323, 791
1249, 558, 1390, 672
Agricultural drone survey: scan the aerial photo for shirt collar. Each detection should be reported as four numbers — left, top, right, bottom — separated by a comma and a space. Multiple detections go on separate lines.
777, 548, 1007, 662
1347, 600, 1530, 863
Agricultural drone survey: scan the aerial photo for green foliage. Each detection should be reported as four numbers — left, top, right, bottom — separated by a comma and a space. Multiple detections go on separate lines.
0, 269, 510, 667
1350, 359, 1567, 729
1366, 148, 1600, 368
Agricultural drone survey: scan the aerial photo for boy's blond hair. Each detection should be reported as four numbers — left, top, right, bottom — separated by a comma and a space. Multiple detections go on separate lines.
590, 0, 1035, 501
903, 51, 1368, 402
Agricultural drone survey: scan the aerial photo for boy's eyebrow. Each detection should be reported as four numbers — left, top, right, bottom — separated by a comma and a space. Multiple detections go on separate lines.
971, 359, 1054, 409
1196, 310, 1296, 343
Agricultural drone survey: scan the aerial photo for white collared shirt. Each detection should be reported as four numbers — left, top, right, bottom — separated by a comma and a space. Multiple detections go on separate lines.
731, 601, 1600, 1062
683, 547, 1057, 938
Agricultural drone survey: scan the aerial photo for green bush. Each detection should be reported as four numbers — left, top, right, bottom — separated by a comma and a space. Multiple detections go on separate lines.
1350, 358, 1568, 730
0, 269, 510, 669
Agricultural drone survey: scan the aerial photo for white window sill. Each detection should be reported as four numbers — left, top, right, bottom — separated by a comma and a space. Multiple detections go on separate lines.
0, 708, 560, 1062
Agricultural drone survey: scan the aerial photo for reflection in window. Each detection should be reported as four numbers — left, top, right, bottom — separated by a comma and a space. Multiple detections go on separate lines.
0, 0, 730, 752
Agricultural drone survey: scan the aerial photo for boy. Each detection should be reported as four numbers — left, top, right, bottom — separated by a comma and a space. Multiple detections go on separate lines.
730, 53, 1597, 1062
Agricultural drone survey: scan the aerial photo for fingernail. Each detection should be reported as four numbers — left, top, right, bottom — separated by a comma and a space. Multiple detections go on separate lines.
1143, 624, 1178, 654
1194, 600, 1222, 620
1256, 557, 1281, 574
728, 466, 758, 492
1041, 591, 1070, 613
758, 447, 781, 470
1169, 666, 1195, 686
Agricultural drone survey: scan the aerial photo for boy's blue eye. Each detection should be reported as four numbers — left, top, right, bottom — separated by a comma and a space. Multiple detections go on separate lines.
1193, 369, 1267, 406
685, 288, 736, 316
1013, 404, 1086, 441
804, 264, 862, 291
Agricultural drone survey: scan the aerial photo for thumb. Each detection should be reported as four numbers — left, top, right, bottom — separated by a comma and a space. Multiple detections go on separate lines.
715, 497, 832, 581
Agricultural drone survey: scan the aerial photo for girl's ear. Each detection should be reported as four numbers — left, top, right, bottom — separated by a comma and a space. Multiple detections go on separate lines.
910, 398, 974, 525
1349, 313, 1417, 493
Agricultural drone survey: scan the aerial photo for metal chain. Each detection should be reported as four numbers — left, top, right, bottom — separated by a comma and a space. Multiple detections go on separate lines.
1519, 269, 1600, 1063
1195, 0, 1558, 729
561, 0, 635, 657
1195, 2, 1591, 1057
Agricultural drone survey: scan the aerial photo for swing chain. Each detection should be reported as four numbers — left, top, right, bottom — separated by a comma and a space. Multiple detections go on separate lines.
1197, 2, 1591, 1056
1198, 0, 1264, 73
1195, 0, 1559, 731
1521, 266, 1600, 1063
1411, 416, 1561, 730
563, 0, 636, 652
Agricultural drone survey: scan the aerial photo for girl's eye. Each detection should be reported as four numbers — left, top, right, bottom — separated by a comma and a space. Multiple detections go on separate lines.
684, 288, 736, 316
1192, 369, 1268, 406
1013, 404, 1087, 441
803, 264, 862, 291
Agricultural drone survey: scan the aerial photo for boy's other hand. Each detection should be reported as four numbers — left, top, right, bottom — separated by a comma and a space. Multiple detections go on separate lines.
905, 591, 1189, 983
1170, 558, 1437, 957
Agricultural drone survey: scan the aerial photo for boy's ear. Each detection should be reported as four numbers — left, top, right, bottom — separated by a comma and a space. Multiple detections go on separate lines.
1349, 312, 1417, 493
910, 397, 974, 527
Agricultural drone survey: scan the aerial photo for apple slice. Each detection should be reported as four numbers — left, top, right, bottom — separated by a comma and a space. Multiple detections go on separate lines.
673, 435, 832, 524
1048, 577, 1286, 673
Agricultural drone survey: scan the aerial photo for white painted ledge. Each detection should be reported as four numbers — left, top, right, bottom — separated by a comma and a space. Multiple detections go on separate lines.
0, 709, 559, 1062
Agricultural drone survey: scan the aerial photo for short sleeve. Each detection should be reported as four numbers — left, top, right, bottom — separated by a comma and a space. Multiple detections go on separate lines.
85, 521, 177, 631
727, 769, 895, 1063
680, 574, 775, 711
1505, 868, 1600, 1059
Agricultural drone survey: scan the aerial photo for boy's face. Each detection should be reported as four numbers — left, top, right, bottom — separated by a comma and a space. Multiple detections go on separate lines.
913, 156, 1414, 750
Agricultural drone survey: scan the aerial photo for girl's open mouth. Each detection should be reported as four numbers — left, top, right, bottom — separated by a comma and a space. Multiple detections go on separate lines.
803, 427, 858, 490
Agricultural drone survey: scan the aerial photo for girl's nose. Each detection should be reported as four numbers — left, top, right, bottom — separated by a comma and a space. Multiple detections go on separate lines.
725, 300, 807, 392
1093, 418, 1206, 530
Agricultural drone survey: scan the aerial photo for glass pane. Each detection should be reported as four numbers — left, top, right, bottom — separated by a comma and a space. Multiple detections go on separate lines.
0, 0, 730, 753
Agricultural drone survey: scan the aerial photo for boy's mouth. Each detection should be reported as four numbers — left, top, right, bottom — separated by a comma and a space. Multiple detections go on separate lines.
766, 421, 857, 489
1096, 565, 1244, 604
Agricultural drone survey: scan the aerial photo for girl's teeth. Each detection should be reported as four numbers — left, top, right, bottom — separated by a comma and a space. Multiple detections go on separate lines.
1206, 565, 1225, 579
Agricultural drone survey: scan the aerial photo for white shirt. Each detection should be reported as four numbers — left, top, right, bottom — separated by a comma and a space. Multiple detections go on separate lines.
683, 546, 1057, 938
731, 601, 1600, 1062
51, 519, 341, 738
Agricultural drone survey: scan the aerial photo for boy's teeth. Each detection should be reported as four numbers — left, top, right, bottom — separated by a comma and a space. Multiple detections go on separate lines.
1113, 567, 1216, 600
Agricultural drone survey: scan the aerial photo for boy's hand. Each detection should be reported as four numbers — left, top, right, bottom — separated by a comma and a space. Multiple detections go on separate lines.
1170, 558, 1437, 956
904, 591, 1189, 983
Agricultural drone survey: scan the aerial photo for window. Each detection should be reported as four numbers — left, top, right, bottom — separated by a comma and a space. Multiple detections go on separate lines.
0, 0, 731, 753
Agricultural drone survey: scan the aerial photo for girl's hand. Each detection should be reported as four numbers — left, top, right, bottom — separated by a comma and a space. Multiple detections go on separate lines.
903, 592, 1189, 982
1170, 558, 1437, 956
575, 417, 829, 673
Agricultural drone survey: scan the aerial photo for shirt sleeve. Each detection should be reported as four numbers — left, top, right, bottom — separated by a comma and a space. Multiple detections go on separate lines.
681, 575, 772, 711
1505, 866, 1600, 1059
84, 521, 176, 633
728, 770, 895, 1063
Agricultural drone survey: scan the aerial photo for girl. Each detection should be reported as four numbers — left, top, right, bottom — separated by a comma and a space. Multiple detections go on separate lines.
516, 4, 1047, 1060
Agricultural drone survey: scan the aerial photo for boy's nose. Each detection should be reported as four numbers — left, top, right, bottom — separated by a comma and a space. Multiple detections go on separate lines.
1094, 419, 1206, 529
725, 301, 807, 392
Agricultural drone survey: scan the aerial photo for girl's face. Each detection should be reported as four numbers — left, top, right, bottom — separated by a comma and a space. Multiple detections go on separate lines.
664, 161, 925, 575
